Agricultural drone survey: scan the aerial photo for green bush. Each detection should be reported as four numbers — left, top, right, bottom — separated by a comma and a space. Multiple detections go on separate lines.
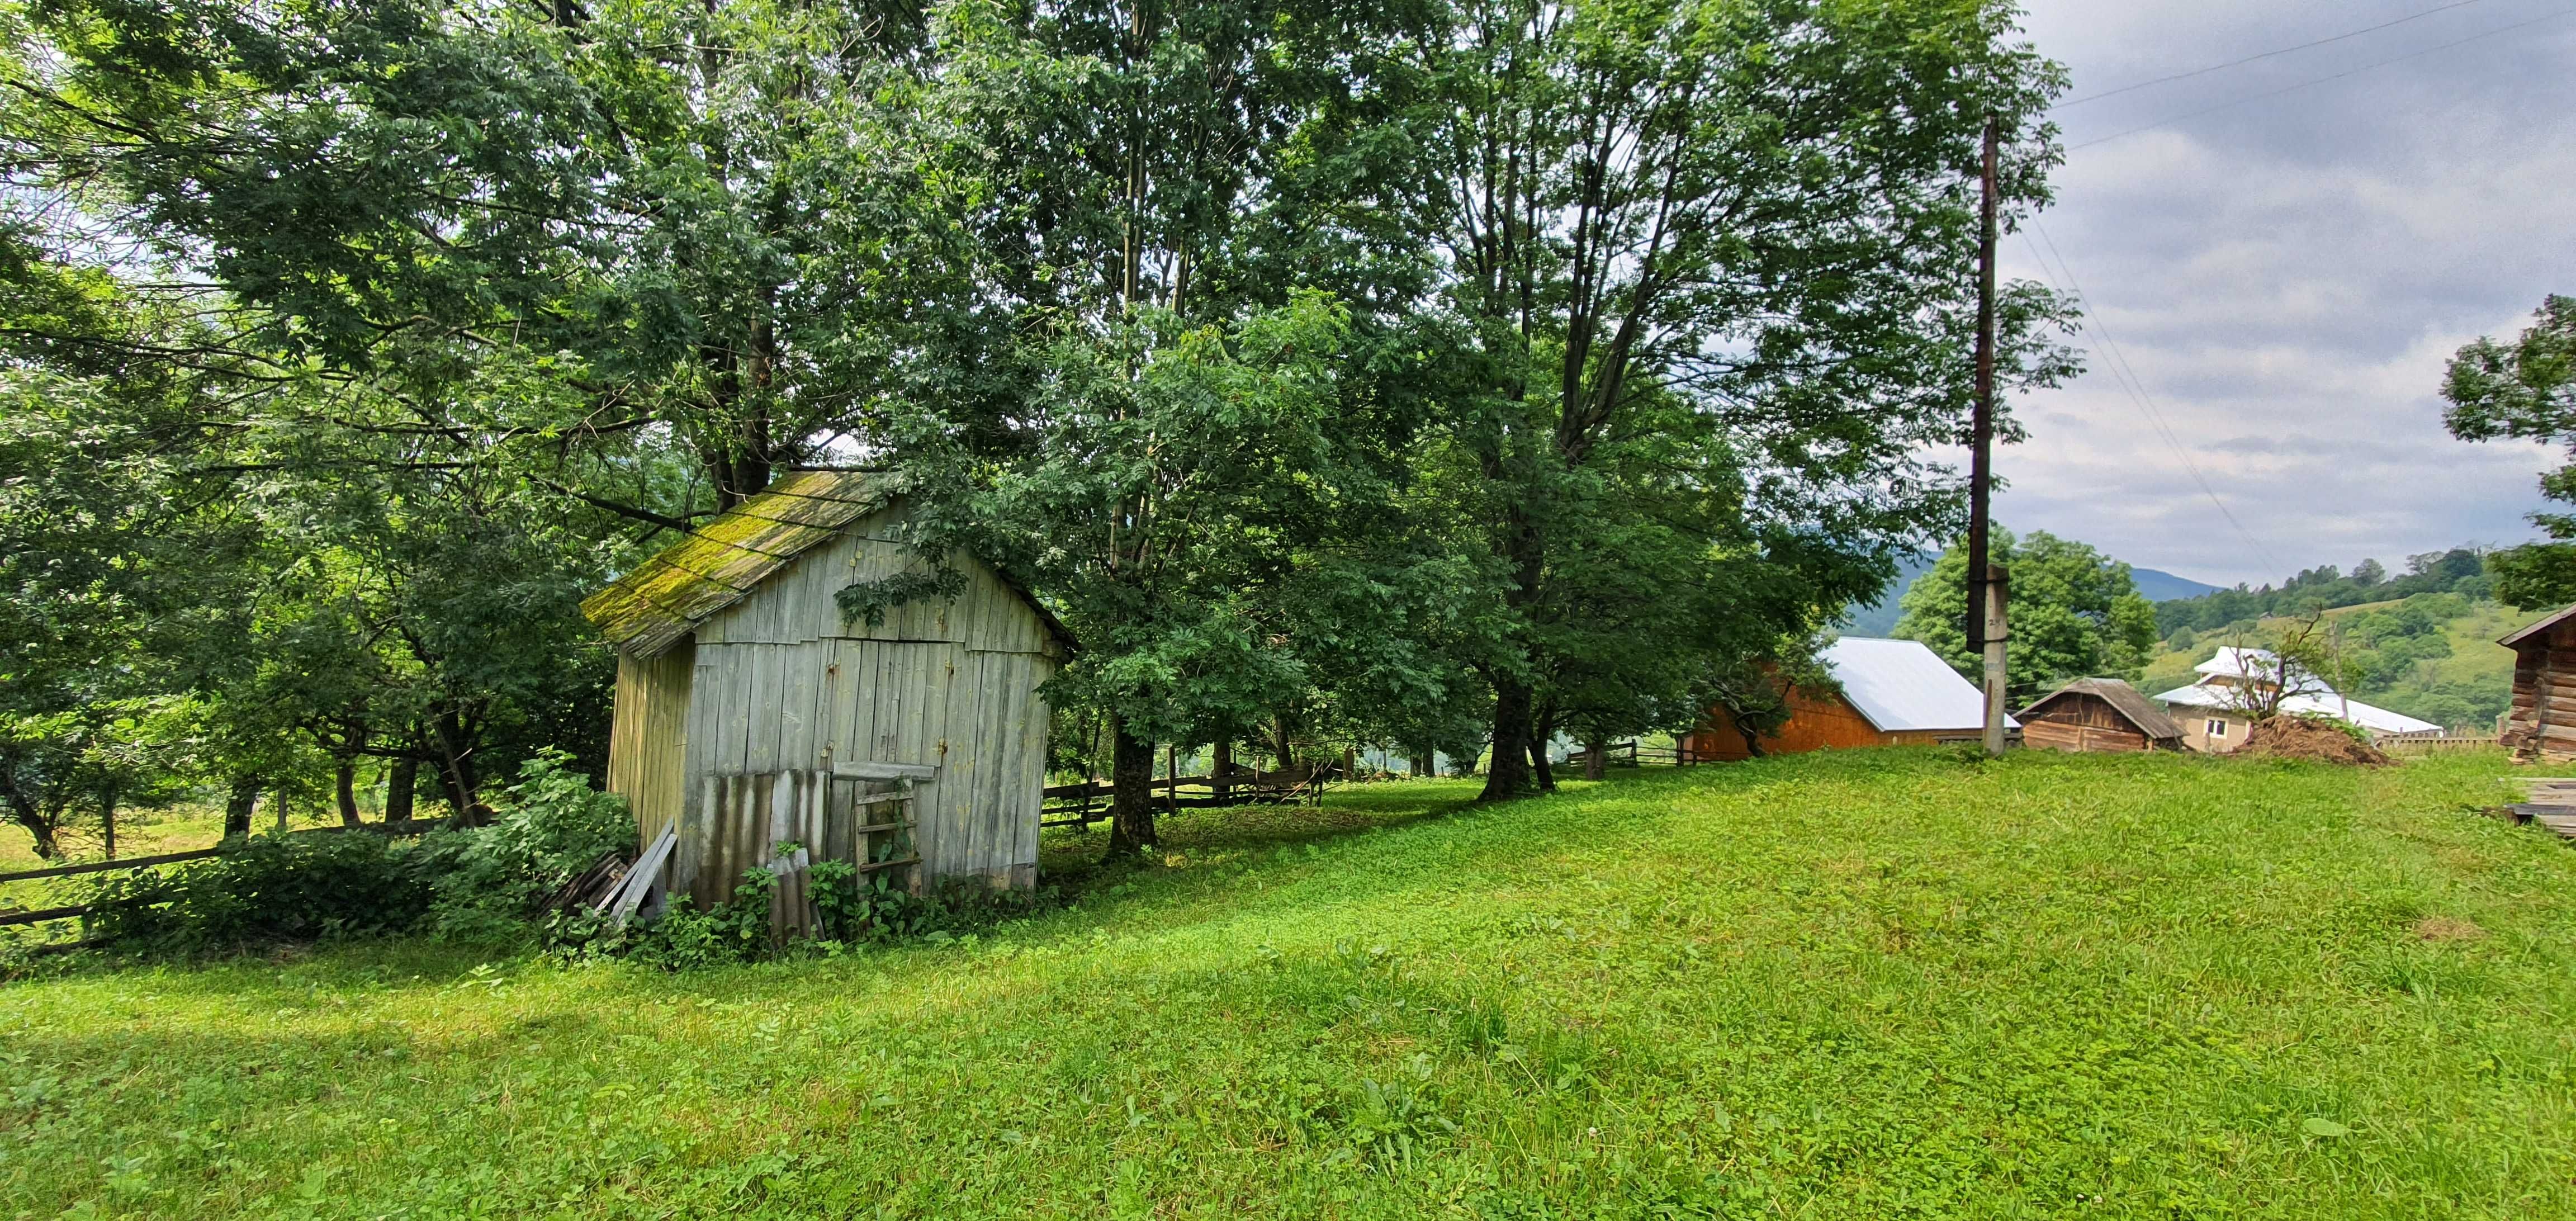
581, 860, 1060, 970
87, 749, 632, 955
86, 832, 433, 952
414, 750, 634, 941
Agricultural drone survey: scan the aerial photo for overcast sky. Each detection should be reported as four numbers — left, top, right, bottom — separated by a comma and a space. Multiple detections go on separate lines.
1988, 0, 2573, 586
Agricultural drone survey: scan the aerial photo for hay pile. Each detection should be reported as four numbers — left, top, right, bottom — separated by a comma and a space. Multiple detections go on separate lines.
2241, 716, 2392, 766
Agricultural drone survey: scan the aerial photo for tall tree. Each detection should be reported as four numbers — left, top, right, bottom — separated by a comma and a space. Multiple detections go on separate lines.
1895, 527, 2157, 701
885, 0, 1436, 854
1381, 0, 2077, 798
2444, 295, 2576, 608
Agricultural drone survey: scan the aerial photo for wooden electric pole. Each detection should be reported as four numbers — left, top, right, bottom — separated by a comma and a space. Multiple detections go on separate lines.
1971, 115, 2007, 757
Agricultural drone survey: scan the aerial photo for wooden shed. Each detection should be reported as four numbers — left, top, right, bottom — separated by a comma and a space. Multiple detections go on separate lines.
2015, 678, 2184, 753
2500, 604, 2576, 760
1683, 637, 2015, 760
582, 470, 1070, 908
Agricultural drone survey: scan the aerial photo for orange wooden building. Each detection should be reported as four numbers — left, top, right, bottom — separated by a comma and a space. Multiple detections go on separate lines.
1683, 637, 2010, 761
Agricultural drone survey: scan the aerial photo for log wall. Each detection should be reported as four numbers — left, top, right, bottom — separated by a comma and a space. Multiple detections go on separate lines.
2018, 692, 2164, 754
2504, 619, 2576, 759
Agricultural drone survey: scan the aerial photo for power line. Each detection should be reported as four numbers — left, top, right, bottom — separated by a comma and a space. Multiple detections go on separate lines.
2067, 7, 2576, 151
2056, 0, 2492, 108
2020, 223, 2284, 575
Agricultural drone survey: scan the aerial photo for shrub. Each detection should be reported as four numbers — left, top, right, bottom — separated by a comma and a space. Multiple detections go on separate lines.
86, 832, 433, 952
415, 750, 634, 941
586, 860, 1061, 971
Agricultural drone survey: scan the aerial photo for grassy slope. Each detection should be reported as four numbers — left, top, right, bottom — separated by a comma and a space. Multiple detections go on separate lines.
2140, 601, 2529, 726
4, 751, 2575, 1219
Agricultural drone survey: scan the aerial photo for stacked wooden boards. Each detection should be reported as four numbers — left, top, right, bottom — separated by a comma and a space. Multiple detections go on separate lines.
2505, 777, 2576, 843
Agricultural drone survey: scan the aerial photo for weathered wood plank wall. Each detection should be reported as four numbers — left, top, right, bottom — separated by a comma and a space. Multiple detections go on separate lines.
641, 501, 1059, 904
607, 639, 693, 849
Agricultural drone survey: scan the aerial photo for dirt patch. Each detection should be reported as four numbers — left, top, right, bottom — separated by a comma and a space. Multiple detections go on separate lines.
2416, 915, 2487, 943
2241, 717, 2393, 766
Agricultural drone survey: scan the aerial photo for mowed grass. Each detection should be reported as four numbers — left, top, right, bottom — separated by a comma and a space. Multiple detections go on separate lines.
5, 750, 2575, 1219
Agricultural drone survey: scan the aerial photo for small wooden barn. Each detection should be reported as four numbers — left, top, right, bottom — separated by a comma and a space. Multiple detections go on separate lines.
583, 470, 1069, 908
2500, 604, 2576, 760
1683, 637, 2014, 760
2015, 678, 2184, 753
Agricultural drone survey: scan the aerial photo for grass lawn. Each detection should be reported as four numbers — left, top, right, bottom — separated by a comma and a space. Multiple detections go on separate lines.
4, 749, 2574, 1218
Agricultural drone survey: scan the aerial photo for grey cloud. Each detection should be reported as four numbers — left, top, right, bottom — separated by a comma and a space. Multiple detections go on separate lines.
1990, 0, 2576, 585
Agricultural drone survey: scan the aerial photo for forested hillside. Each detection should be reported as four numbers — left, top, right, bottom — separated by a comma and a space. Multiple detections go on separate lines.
2139, 548, 2524, 730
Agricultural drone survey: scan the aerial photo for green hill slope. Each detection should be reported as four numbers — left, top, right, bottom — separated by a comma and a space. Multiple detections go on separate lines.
6, 753, 2575, 1217
2141, 598, 2529, 730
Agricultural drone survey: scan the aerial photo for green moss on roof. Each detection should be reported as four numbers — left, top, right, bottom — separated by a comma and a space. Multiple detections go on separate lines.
581, 469, 894, 657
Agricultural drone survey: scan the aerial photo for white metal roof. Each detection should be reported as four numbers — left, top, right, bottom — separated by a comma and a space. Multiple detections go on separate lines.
2194, 646, 2331, 694
2153, 684, 2440, 735
1822, 637, 2018, 732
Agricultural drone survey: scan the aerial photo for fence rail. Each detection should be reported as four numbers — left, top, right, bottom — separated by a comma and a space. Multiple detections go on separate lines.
2382, 735, 2501, 756
1041, 765, 1342, 829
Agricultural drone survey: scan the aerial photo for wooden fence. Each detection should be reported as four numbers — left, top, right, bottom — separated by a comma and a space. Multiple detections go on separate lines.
2381, 735, 2502, 756
0, 818, 448, 930
1040, 765, 1341, 829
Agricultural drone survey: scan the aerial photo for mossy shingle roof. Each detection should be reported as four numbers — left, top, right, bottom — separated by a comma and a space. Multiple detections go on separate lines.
582, 469, 896, 658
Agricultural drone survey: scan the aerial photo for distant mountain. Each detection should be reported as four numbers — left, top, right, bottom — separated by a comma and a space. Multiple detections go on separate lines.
1841, 556, 2223, 638
1841, 551, 1938, 637
2130, 568, 2223, 603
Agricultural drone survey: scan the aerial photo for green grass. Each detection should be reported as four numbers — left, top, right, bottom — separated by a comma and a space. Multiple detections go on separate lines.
6, 750, 2575, 1218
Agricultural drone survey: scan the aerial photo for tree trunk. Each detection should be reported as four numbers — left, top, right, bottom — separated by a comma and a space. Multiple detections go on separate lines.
20, 810, 60, 860
1730, 713, 1768, 759
1479, 680, 1535, 801
1212, 740, 1232, 804
1530, 706, 1558, 792
1105, 720, 1159, 857
432, 713, 485, 826
384, 756, 418, 825
336, 756, 363, 826
1583, 736, 1607, 781
1410, 752, 1432, 778
223, 777, 259, 839
100, 788, 117, 859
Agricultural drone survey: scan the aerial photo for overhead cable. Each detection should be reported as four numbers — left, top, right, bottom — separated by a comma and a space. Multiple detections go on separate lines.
2056, 0, 2492, 108
2067, 7, 2575, 151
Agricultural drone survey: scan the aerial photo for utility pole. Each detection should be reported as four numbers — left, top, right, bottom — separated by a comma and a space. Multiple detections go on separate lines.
1983, 563, 2010, 757
1972, 115, 2007, 757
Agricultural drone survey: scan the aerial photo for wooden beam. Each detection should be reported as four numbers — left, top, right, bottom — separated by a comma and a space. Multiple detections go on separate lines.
0, 905, 90, 929
832, 761, 937, 781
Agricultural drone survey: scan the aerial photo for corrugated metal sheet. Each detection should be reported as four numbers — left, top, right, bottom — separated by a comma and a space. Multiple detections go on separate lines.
1822, 637, 2018, 732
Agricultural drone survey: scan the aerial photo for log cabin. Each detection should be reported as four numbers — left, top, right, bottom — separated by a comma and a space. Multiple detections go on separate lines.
582, 470, 1071, 910
2015, 678, 2184, 753
2501, 604, 2576, 760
